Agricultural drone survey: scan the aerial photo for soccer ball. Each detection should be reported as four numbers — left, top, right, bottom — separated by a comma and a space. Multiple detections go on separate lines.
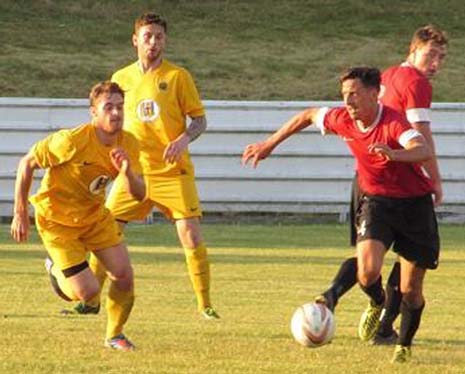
290, 302, 335, 348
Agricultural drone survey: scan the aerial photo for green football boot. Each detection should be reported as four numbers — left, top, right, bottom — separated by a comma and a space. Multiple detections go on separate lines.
391, 344, 412, 364
358, 301, 383, 341
202, 307, 221, 320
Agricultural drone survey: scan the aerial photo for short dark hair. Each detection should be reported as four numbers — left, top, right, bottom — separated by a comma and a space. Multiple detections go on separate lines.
89, 81, 124, 107
134, 13, 167, 34
339, 67, 381, 90
409, 24, 448, 53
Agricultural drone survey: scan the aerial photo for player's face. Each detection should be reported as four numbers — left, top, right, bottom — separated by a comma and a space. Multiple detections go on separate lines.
133, 23, 166, 63
91, 93, 124, 135
411, 41, 447, 79
341, 79, 379, 123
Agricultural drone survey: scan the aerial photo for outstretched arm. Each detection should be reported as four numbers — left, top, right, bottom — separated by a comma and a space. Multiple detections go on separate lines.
163, 115, 207, 164
11, 152, 40, 242
242, 108, 321, 168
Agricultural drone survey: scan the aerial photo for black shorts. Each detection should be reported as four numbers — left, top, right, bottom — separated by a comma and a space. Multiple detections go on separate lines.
355, 194, 440, 269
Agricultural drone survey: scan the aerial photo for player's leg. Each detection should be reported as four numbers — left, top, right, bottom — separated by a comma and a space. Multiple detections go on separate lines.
93, 242, 135, 352
152, 173, 219, 319
316, 256, 358, 312
79, 250, 108, 309
61, 267, 101, 301
357, 238, 387, 341
84, 213, 136, 351
391, 258, 426, 363
372, 260, 401, 345
37, 214, 100, 303
45, 255, 100, 302
356, 195, 397, 341
71, 223, 124, 315
175, 217, 218, 319
70, 179, 151, 314
390, 194, 439, 363
316, 174, 360, 311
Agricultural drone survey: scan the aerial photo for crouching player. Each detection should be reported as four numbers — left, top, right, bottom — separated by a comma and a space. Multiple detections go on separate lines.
10, 81, 145, 351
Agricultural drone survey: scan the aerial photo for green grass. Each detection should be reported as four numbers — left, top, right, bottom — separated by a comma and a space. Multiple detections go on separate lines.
0, 0, 464, 100
1, 223, 465, 373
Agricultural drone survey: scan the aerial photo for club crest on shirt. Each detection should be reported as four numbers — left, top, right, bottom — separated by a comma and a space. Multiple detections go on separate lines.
89, 175, 111, 195
136, 99, 160, 122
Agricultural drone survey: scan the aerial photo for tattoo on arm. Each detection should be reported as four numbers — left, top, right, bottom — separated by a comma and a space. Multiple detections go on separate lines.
186, 116, 207, 142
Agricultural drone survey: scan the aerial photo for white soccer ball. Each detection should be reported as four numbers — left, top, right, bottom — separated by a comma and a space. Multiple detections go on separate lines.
290, 302, 335, 348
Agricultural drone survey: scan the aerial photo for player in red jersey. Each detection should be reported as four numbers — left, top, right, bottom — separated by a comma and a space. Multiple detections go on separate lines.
242, 67, 439, 363
314, 24, 448, 346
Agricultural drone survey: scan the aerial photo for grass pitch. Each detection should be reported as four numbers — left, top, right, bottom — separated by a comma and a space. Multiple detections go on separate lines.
1, 223, 465, 373
1, 0, 464, 101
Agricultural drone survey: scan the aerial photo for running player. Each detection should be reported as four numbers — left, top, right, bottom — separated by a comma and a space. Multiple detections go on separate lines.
315, 24, 447, 345
10, 81, 145, 351
242, 67, 439, 363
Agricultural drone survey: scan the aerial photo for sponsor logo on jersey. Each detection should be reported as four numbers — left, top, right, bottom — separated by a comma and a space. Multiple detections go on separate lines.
136, 99, 160, 122
89, 175, 111, 195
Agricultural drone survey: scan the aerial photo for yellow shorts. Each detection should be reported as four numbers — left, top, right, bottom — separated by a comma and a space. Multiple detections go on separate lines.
35, 211, 123, 272
106, 173, 202, 221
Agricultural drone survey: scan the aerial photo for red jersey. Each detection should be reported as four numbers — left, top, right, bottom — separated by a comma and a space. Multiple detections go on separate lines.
380, 63, 432, 123
317, 105, 433, 197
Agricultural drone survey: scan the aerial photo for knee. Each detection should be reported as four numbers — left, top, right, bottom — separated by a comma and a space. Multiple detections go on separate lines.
358, 267, 380, 287
190, 235, 202, 248
401, 286, 424, 306
181, 230, 202, 248
109, 265, 134, 292
75, 284, 100, 302
177, 219, 203, 248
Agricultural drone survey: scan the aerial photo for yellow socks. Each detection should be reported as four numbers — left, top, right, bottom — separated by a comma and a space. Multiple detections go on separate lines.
184, 244, 211, 310
105, 281, 135, 339
87, 253, 108, 306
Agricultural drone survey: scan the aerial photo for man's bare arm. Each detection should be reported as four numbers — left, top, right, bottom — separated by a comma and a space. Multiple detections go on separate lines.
186, 115, 207, 142
412, 121, 442, 205
11, 152, 40, 242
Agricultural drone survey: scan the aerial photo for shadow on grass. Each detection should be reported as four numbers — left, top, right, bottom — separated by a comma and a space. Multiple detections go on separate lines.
1, 311, 97, 320
3, 247, 465, 267
418, 338, 465, 347
0, 247, 349, 266
136, 251, 351, 266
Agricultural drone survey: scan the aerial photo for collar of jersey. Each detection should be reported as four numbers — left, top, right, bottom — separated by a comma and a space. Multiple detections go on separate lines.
137, 59, 165, 74
355, 103, 383, 133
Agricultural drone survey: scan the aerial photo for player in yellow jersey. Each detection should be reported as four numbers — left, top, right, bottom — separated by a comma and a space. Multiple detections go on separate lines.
10, 81, 146, 351
72, 13, 219, 320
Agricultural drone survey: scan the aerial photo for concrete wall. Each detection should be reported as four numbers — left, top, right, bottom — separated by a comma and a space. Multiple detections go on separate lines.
1, 98, 464, 220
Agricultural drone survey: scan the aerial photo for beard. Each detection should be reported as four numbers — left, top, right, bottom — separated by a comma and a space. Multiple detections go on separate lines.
146, 47, 163, 63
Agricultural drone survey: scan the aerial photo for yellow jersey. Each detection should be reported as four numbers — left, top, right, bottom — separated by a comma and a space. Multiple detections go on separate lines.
111, 59, 205, 176
30, 123, 141, 227
111, 62, 141, 133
